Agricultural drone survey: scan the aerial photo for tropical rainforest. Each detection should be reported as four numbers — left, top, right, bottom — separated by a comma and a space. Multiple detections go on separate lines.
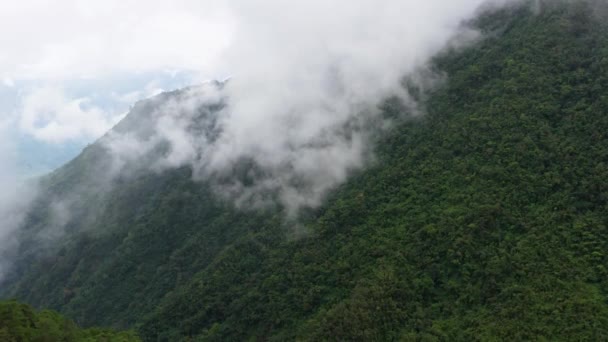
2, 0, 608, 340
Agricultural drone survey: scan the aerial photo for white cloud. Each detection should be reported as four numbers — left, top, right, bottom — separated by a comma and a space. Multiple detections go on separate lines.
19, 87, 124, 143
94, 0, 505, 214
2, 78, 14, 88
0, 1, 234, 82
114, 80, 166, 105
0, 119, 38, 279
0, 0, 236, 145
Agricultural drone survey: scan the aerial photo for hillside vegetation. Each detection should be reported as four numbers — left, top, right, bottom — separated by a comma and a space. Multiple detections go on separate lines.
2, 1, 608, 340
0, 300, 139, 341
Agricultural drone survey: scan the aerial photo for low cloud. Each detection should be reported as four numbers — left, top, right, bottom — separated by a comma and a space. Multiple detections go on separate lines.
0, 120, 38, 280
100, 0, 501, 215
19, 87, 125, 144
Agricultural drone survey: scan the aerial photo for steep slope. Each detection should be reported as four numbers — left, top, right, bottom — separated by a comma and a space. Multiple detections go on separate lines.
3, 1, 608, 340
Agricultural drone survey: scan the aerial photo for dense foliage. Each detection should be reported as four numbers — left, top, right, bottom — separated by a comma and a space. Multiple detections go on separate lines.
0, 300, 139, 341
2, 0, 608, 340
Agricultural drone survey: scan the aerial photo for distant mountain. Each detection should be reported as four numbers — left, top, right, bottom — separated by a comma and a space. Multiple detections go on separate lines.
2, 1, 608, 340
16, 137, 85, 178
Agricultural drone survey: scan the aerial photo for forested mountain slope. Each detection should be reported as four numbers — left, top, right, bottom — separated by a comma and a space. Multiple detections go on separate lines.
3, 1, 608, 340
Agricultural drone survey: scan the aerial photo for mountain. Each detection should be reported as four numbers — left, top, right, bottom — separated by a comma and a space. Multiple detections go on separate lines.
2, 0, 608, 340
16, 137, 85, 178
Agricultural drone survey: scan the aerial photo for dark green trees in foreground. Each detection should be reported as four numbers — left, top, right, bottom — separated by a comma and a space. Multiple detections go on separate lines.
0, 301, 139, 341
2, 0, 608, 340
